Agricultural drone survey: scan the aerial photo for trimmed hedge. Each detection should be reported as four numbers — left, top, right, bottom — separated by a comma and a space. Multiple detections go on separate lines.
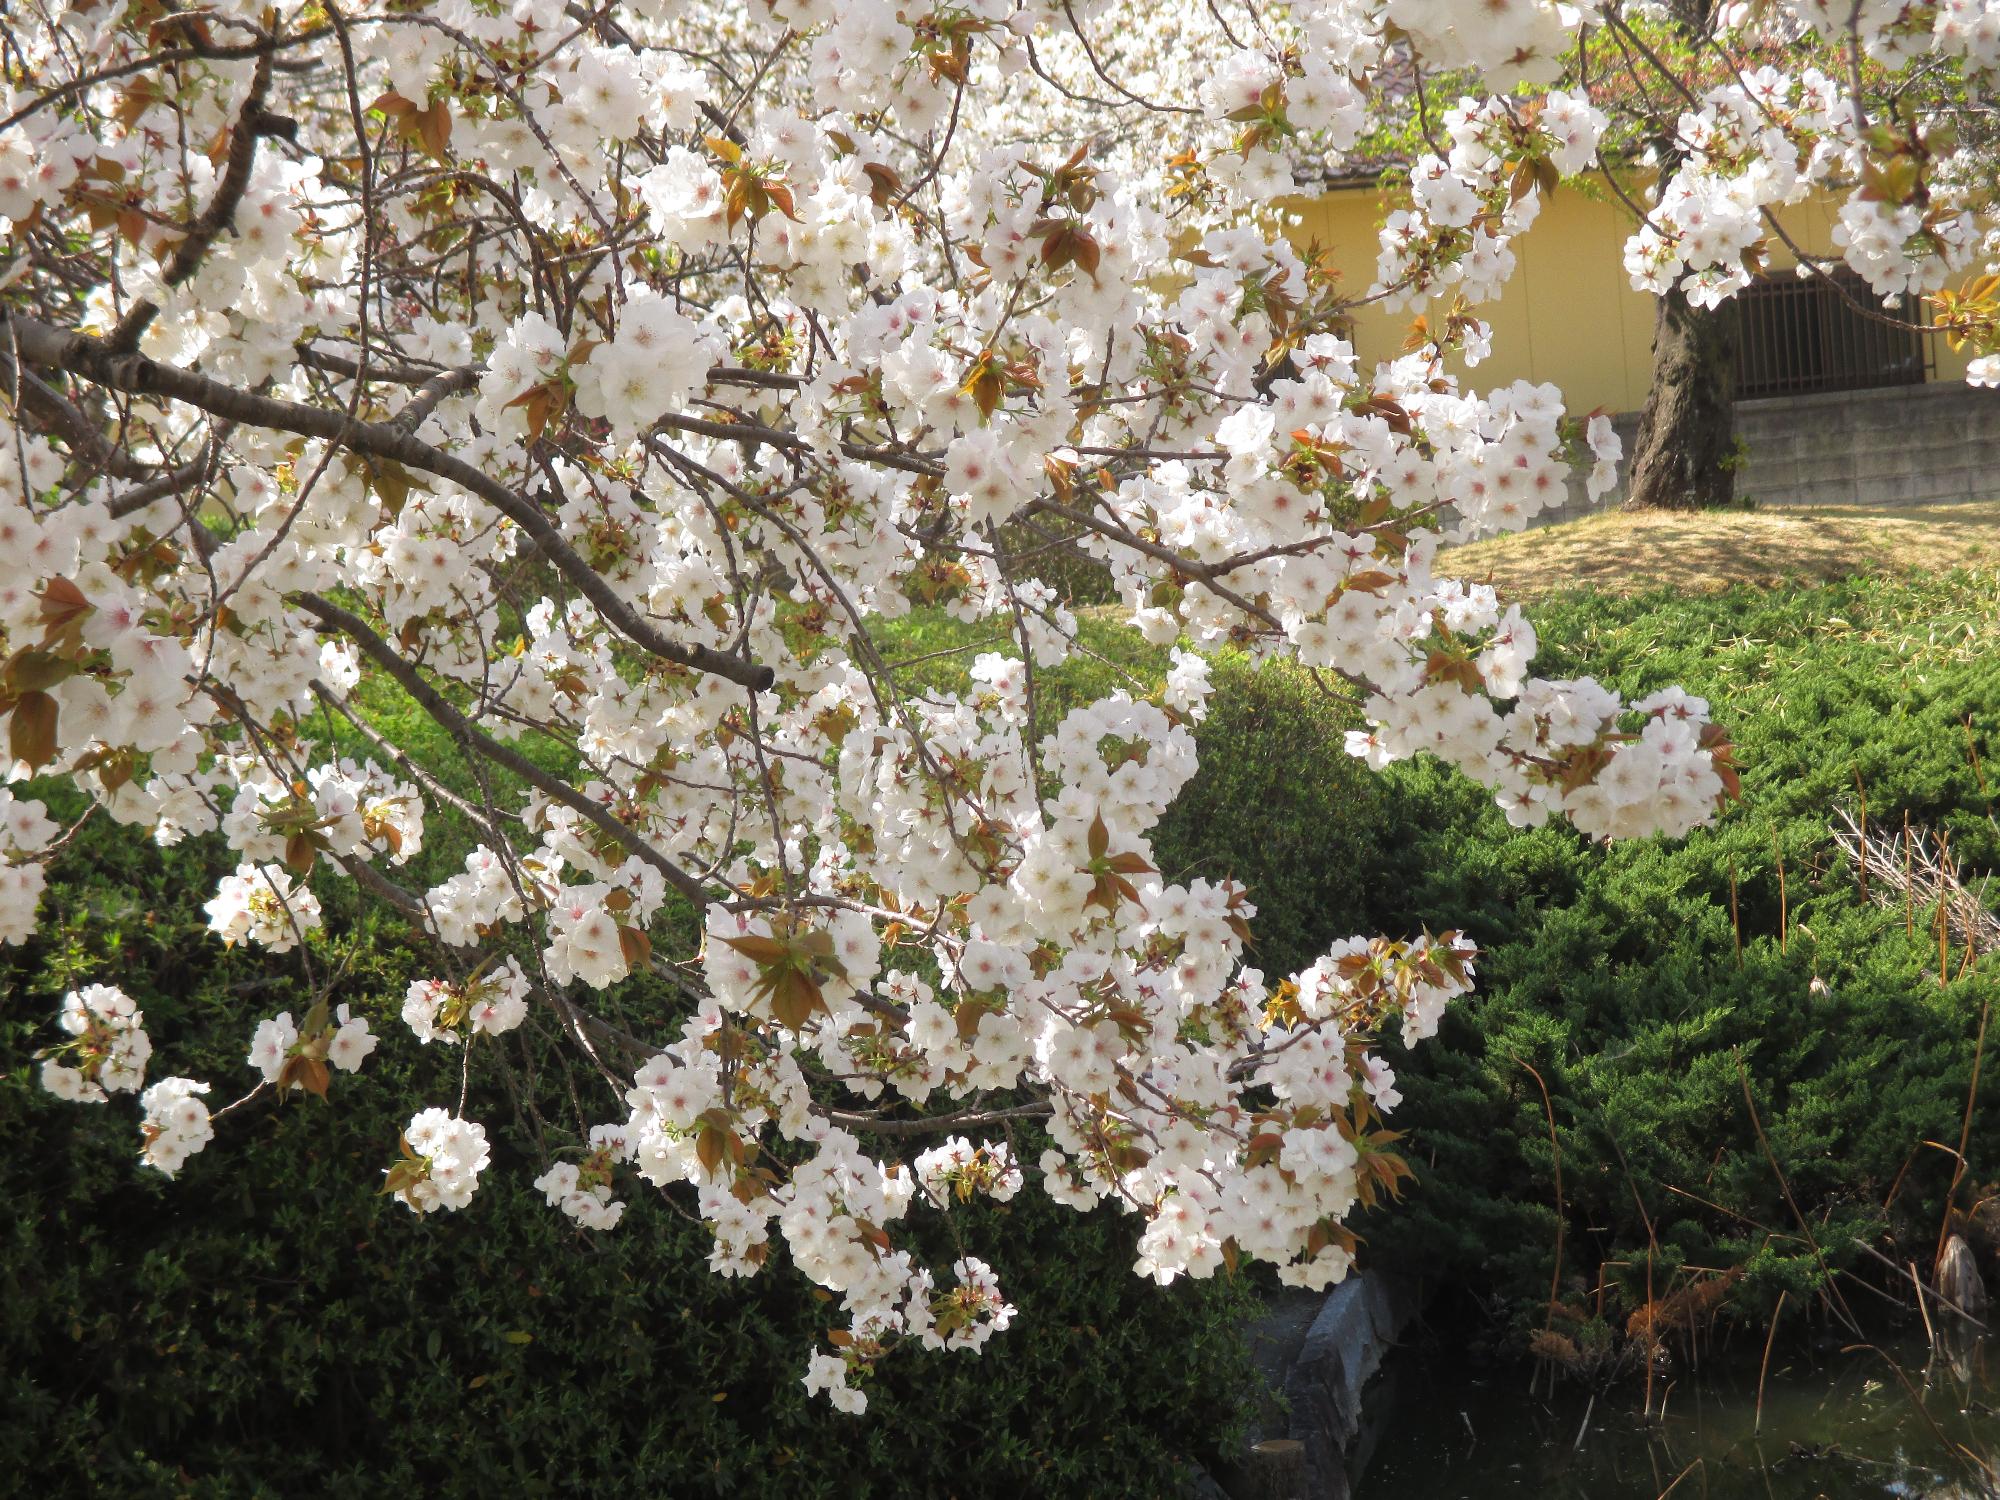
980, 571, 2000, 1342
1, 616, 1402, 1493
870, 577, 2000, 1340
1154, 657, 1394, 982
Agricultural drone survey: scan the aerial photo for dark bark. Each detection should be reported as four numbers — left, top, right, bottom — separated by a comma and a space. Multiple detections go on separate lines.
1623, 285, 1740, 511
1618, 0, 1743, 511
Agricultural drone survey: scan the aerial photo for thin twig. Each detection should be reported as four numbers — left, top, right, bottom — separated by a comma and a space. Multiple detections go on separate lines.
1937, 993, 1991, 1273
1509, 1052, 1567, 1330
1754, 1288, 1785, 1434
1833, 809, 2000, 956
1913, 1261, 1939, 1348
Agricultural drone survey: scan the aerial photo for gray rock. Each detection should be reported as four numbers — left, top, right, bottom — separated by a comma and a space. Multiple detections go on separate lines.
1217, 1274, 1419, 1500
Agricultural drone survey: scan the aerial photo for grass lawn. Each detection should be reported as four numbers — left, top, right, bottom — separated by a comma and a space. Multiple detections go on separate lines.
1440, 497, 2000, 598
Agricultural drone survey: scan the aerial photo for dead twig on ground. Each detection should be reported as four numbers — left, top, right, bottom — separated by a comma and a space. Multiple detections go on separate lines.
1833, 808, 2000, 958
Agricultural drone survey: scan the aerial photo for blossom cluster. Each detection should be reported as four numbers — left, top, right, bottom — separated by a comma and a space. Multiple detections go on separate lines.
386, 1109, 493, 1215
1373, 92, 1608, 315
35, 985, 220, 1176
38, 984, 151, 1102
139, 1078, 215, 1178
402, 957, 532, 1045
534, 1139, 629, 1232
0, 790, 57, 945
914, 1137, 1024, 1207
248, 1004, 378, 1093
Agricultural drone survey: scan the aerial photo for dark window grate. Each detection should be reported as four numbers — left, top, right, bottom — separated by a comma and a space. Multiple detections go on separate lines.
1734, 267, 1933, 400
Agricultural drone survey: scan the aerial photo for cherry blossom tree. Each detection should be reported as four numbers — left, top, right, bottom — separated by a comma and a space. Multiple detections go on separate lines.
4, 0, 1993, 1413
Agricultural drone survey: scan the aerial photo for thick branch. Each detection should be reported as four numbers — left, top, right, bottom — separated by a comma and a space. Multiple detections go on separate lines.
4, 312, 774, 692
1026, 496, 1284, 630
109, 50, 277, 352
106, 448, 224, 519
299, 342, 802, 394
810, 1101, 1053, 1136
0, 350, 156, 480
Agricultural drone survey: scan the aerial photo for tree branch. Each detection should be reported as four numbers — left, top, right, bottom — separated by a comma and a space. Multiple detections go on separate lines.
295, 592, 715, 911
109, 49, 278, 352
4, 311, 775, 691
809, 1102, 1053, 1137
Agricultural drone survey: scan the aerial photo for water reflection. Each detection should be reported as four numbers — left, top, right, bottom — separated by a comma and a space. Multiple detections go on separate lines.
1355, 1328, 2000, 1499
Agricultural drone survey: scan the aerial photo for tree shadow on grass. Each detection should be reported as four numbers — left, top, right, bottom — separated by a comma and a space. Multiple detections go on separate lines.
1442, 498, 2000, 598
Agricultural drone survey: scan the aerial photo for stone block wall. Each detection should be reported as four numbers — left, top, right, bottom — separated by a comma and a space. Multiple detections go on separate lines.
1535, 381, 2000, 527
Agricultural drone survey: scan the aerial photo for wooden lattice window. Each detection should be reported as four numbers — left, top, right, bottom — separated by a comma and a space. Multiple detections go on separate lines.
1733, 266, 1933, 399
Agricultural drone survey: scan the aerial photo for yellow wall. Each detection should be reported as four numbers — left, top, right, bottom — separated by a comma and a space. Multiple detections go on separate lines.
1287, 181, 1972, 414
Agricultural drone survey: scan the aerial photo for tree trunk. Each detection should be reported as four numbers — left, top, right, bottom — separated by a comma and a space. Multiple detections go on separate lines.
1621, 0, 1739, 512
1623, 284, 1740, 511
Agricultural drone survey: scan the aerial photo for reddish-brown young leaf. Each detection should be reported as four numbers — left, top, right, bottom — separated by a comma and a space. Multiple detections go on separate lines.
770, 967, 823, 1030
1343, 570, 1397, 594
618, 924, 653, 969
9, 691, 58, 770
278, 1053, 331, 1101
2, 648, 74, 695
44, 578, 101, 629
720, 933, 793, 965
381, 1158, 429, 1196
959, 352, 1008, 420
861, 162, 903, 207
417, 100, 452, 162
695, 1126, 726, 1178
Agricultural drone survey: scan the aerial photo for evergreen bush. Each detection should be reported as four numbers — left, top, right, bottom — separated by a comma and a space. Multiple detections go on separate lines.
1363, 573, 2000, 1335
15, 567, 2000, 1488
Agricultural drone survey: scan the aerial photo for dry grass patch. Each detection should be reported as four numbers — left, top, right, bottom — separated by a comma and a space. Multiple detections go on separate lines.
1440, 498, 2000, 598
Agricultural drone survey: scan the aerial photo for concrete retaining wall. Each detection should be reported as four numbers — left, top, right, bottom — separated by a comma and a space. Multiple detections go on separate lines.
1539, 380, 2000, 527
1732, 382, 2000, 509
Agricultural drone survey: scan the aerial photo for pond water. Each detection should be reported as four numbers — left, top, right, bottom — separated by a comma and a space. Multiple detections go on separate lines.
1355, 1326, 2000, 1499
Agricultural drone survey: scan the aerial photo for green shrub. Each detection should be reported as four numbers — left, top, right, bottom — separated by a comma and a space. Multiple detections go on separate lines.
1153, 658, 1392, 981
1356, 573, 2000, 1334
869, 572, 2000, 1340
23, 561, 1996, 1488
0, 608, 1410, 1494
870, 617, 1395, 981
868, 578, 2000, 1343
